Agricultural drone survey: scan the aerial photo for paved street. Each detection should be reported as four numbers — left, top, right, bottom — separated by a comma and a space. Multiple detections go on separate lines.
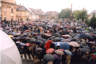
22, 60, 33, 64
21, 54, 34, 64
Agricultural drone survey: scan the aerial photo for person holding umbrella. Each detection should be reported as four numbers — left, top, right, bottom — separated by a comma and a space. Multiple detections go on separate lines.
44, 40, 53, 50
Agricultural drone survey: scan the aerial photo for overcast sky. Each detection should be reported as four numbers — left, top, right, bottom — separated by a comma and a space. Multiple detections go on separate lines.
16, 0, 96, 13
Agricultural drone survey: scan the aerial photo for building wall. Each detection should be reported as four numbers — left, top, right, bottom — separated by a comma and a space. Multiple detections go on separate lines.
16, 10, 29, 21
1, 0, 32, 22
0, 1, 1, 20
1, 1, 17, 21
2, 0, 16, 4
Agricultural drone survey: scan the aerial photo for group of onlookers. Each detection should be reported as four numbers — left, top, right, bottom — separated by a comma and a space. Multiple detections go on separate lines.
1, 20, 96, 64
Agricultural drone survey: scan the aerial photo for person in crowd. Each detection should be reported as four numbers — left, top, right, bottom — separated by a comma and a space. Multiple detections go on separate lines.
1, 20, 96, 64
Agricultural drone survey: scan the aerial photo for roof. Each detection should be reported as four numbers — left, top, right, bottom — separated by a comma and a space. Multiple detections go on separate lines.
16, 5, 28, 11
1, 1, 16, 5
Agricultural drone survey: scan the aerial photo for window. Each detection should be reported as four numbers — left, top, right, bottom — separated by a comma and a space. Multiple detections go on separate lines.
4, 8, 7, 12
11, 8, 13, 13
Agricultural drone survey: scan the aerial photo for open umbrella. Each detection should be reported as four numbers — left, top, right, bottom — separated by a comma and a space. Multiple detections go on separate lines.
80, 47, 90, 53
25, 43, 31, 47
91, 53, 96, 59
60, 42, 70, 50
43, 54, 54, 61
8, 35, 14, 38
62, 35, 71, 38
36, 47, 43, 52
57, 49, 64, 51
68, 41, 80, 47
79, 33, 94, 40
0, 30, 22, 64
55, 49, 64, 55
46, 48, 55, 54
64, 50, 72, 55
53, 37, 62, 42
54, 42, 61, 46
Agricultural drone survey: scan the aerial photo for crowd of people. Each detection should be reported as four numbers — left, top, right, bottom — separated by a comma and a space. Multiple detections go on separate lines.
1, 20, 96, 64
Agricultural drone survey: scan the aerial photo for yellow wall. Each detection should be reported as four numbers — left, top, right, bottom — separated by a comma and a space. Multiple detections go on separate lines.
1, 0, 31, 21
16, 10, 29, 21
2, 0, 16, 4
1, 1, 17, 21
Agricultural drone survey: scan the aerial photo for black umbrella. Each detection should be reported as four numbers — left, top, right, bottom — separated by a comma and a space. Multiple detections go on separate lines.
80, 45, 90, 52
43, 54, 54, 62
53, 37, 63, 42
79, 33, 94, 40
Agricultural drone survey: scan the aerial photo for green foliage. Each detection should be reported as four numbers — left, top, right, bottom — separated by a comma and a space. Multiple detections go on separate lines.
89, 14, 96, 29
59, 8, 72, 19
73, 10, 81, 20
73, 10, 88, 21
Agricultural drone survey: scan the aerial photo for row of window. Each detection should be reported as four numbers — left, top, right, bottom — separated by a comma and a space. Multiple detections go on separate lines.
4, 8, 14, 13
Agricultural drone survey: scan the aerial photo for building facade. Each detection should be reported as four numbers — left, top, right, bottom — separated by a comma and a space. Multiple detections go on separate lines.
1, 0, 32, 22
16, 5, 30, 21
1, 0, 17, 21
0, 1, 1, 21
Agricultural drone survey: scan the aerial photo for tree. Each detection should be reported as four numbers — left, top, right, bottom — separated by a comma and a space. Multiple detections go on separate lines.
89, 14, 96, 29
73, 10, 88, 21
59, 8, 72, 19
73, 10, 81, 20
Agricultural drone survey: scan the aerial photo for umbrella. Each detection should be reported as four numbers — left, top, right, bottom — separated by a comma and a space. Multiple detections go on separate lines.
91, 54, 96, 59
44, 33, 52, 37
25, 43, 31, 47
79, 33, 87, 38
15, 36, 22, 40
60, 42, 70, 50
80, 48, 90, 53
8, 35, 14, 38
36, 47, 43, 52
64, 50, 72, 55
79, 33, 94, 40
24, 30, 30, 32
46, 48, 55, 54
0, 30, 22, 64
53, 37, 62, 42
68, 41, 80, 47
93, 52, 96, 55
30, 38, 36, 41
43, 54, 54, 61
53, 33, 60, 37
57, 49, 64, 51
55, 49, 64, 55
20, 43, 25, 46
62, 35, 71, 38
54, 42, 61, 46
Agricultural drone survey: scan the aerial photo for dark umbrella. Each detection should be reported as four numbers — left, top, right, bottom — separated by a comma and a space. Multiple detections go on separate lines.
80, 47, 90, 53
36, 47, 43, 52
43, 54, 54, 62
15, 36, 21, 40
79, 33, 94, 40
53, 37, 62, 42
79, 33, 88, 39
53, 33, 61, 37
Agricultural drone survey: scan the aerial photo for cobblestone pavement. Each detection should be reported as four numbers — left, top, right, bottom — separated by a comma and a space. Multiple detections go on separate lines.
21, 54, 43, 64
22, 60, 33, 64
21, 54, 34, 64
